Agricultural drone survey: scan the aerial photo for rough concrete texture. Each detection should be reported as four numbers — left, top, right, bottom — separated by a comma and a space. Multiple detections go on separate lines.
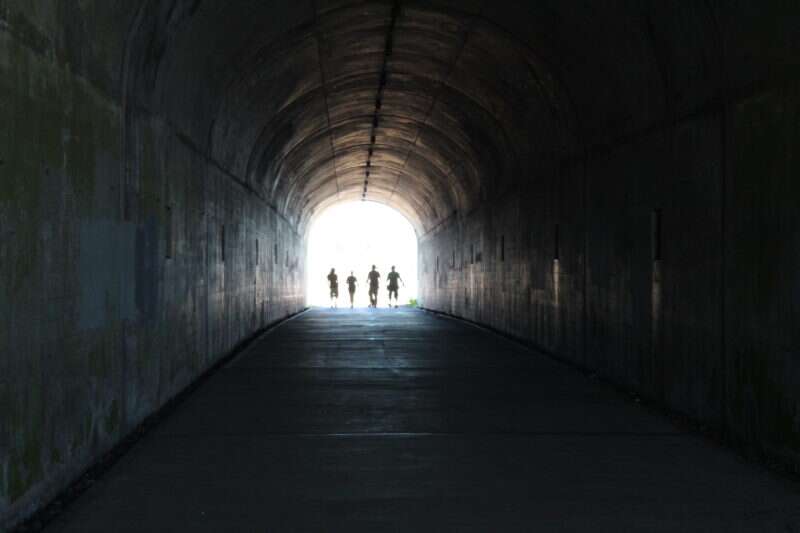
0, 1, 304, 527
418, 7, 800, 479
2, 0, 800, 528
40, 309, 800, 531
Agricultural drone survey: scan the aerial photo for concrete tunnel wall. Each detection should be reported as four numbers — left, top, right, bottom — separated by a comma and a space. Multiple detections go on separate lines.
416, 1, 800, 479
0, 1, 307, 525
1, 0, 799, 527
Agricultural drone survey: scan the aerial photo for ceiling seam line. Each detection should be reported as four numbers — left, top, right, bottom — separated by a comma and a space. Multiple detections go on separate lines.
131, 105, 300, 235
312, 0, 341, 200
363, 0, 400, 201
389, 3, 483, 201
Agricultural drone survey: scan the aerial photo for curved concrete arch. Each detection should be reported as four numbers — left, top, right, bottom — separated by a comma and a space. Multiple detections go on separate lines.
275, 144, 469, 232
226, 62, 542, 229
257, 117, 486, 220
303, 194, 425, 244
196, 2, 564, 232
5, 1, 800, 528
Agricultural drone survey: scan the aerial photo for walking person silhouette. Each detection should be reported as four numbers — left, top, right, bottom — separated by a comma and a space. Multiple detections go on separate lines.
327, 268, 339, 308
346, 271, 358, 308
367, 265, 380, 308
386, 266, 405, 308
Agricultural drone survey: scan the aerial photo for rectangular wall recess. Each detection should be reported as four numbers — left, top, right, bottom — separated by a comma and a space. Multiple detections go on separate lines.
651, 208, 662, 261
554, 224, 560, 261
221, 224, 226, 263
165, 205, 173, 259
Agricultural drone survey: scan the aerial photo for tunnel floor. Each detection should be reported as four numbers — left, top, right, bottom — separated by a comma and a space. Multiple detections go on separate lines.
46, 308, 799, 532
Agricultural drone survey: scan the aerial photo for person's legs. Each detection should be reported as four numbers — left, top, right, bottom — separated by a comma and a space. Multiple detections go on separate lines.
349, 290, 355, 308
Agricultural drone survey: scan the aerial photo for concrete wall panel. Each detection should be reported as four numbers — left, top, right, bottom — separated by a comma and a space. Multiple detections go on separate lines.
419, 82, 800, 479
725, 83, 800, 468
0, 10, 304, 527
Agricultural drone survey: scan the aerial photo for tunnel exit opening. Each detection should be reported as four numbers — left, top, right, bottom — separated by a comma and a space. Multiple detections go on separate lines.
306, 201, 418, 308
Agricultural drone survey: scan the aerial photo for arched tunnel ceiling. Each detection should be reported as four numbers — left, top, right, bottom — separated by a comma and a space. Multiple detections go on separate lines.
224, 3, 554, 234
124, 0, 744, 234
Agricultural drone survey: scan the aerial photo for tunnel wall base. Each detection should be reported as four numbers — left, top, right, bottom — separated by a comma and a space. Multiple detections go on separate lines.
0, 23, 305, 529
419, 82, 800, 475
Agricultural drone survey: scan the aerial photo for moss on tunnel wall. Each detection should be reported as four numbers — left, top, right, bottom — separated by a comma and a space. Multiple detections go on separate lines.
0, 7, 305, 528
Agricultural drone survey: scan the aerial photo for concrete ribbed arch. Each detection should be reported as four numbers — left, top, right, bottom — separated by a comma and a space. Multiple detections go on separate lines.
119, 2, 586, 235
122, 0, 742, 235
196, 1, 568, 235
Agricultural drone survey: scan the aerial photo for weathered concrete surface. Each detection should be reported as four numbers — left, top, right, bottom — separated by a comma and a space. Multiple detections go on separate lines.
3, 0, 800, 527
0, 2, 305, 527
40, 308, 800, 531
417, 2, 800, 478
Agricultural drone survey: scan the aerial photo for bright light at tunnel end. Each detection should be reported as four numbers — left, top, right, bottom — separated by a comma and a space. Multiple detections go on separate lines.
306, 202, 418, 308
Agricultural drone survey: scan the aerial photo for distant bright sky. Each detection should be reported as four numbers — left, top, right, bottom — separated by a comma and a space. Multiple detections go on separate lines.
306, 201, 418, 307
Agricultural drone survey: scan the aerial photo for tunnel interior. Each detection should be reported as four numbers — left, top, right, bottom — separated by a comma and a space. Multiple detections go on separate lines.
2, 1, 800, 527
122, 1, 572, 235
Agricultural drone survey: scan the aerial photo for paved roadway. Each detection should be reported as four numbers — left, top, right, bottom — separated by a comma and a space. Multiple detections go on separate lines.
47, 308, 800, 532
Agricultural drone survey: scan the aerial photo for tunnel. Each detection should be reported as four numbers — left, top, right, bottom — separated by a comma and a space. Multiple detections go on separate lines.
2, 1, 800, 529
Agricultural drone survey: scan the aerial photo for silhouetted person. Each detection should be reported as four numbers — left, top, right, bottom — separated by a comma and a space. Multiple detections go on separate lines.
367, 265, 381, 308
327, 268, 339, 308
346, 271, 358, 308
386, 265, 405, 308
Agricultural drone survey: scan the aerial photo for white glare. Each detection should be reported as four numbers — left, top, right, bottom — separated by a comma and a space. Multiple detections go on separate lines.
306, 202, 418, 307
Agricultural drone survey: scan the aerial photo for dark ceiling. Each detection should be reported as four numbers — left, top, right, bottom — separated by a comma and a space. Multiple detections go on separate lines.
120, 0, 788, 234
